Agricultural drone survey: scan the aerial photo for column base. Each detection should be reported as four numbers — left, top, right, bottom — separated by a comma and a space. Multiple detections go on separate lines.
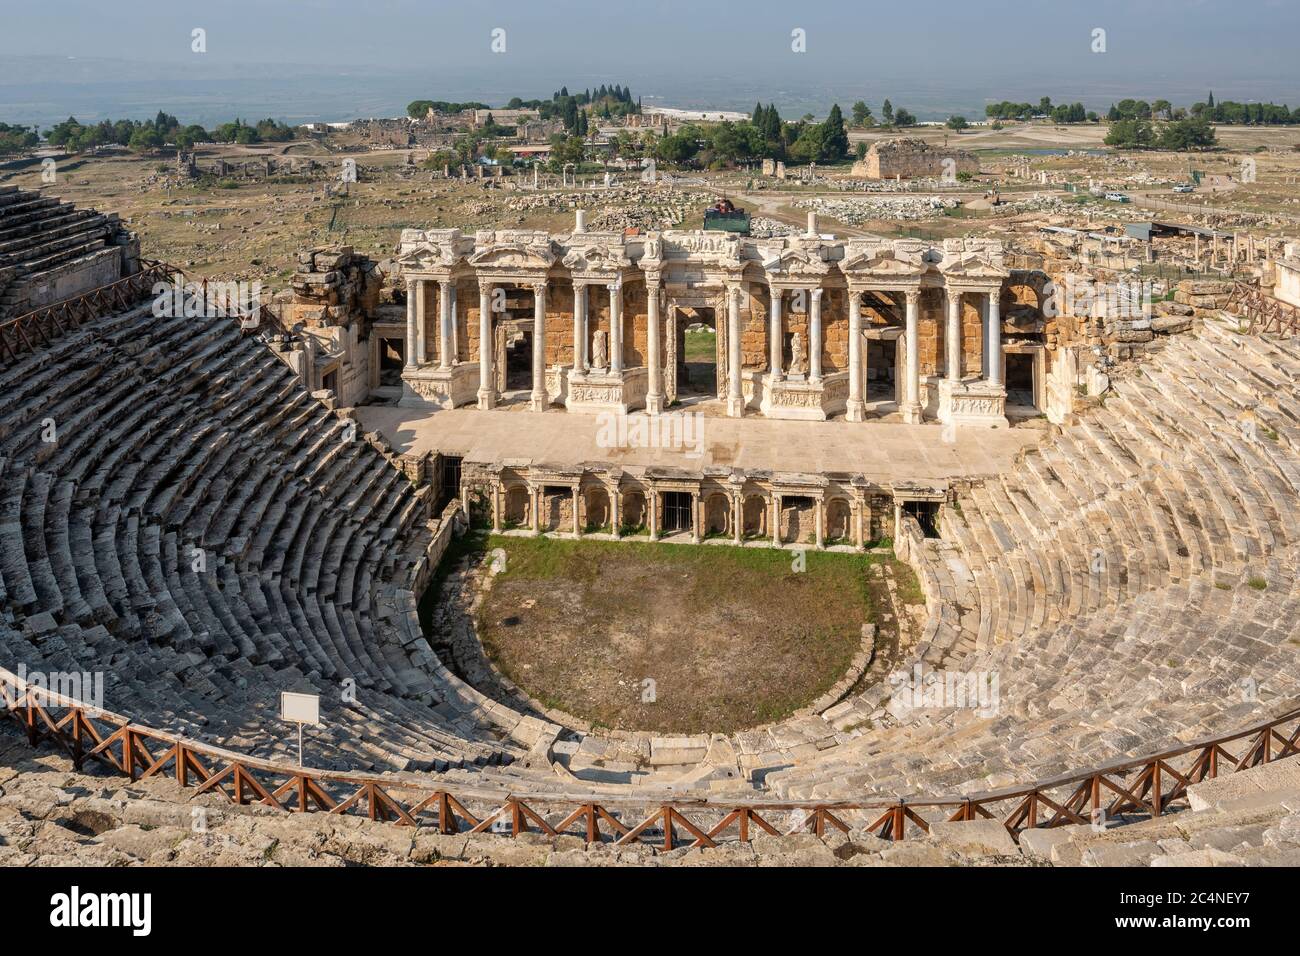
937, 379, 1007, 427
845, 398, 866, 423
529, 392, 546, 412
403, 365, 478, 409
727, 395, 744, 418
477, 387, 497, 410
399, 381, 433, 409
645, 392, 664, 415
900, 401, 923, 425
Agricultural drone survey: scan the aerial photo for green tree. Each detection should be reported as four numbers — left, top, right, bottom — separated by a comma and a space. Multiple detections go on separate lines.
881, 99, 894, 125
821, 104, 849, 160
1104, 118, 1154, 148
787, 124, 825, 163
0, 123, 38, 156
173, 124, 210, 150
946, 115, 969, 131
547, 135, 586, 171
127, 126, 162, 152
656, 128, 701, 166
1156, 116, 1218, 150
851, 100, 873, 127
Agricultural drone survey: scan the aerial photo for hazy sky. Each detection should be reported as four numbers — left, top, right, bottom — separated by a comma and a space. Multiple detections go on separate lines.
2, 0, 1298, 126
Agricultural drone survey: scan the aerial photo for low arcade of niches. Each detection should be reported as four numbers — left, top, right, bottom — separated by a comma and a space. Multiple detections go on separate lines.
445, 460, 942, 552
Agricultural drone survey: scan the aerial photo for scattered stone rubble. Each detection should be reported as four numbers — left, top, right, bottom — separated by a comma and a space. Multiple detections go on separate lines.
793, 195, 961, 224
499, 185, 708, 231
748, 216, 799, 238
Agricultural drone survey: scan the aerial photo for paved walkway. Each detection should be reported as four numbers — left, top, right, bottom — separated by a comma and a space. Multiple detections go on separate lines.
358, 402, 1043, 486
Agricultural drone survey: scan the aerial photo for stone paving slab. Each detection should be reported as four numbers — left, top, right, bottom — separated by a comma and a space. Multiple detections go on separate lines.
355, 406, 1042, 485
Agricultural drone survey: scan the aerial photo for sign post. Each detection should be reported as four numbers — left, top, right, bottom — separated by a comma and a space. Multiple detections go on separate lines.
280, 692, 321, 767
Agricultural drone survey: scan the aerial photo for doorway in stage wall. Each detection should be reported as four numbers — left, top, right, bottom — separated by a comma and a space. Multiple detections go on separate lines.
865, 338, 897, 399
674, 307, 720, 405
503, 326, 533, 392
1005, 352, 1036, 409
436, 455, 462, 513
902, 500, 941, 538
379, 337, 405, 386
662, 491, 693, 535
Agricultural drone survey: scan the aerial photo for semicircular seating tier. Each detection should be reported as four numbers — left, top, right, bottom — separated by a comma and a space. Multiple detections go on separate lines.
2, 301, 1298, 808
761, 315, 1300, 801
0, 302, 536, 772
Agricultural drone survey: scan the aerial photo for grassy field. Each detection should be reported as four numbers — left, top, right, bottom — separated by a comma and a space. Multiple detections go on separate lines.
472, 534, 900, 734
683, 327, 717, 362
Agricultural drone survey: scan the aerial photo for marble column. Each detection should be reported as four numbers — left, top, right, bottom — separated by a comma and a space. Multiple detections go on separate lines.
732, 494, 743, 545
646, 279, 664, 414
438, 280, 453, 369
846, 290, 864, 422
987, 290, 1003, 387
946, 288, 963, 381
610, 486, 621, 539
572, 486, 581, 536
572, 281, 587, 373
726, 285, 743, 417
648, 490, 659, 541
450, 283, 459, 361
902, 290, 922, 424
404, 279, 418, 369
809, 288, 824, 383
477, 282, 495, 409
531, 282, 547, 411
415, 280, 427, 365
768, 288, 783, 379
529, 486, 540, 534
771, 493, 782, 547
608, 283, 623, 374
491, 482, 502, 533
691, 491, 701, 544
980, 293, 991, 380
815, 498, 824, 549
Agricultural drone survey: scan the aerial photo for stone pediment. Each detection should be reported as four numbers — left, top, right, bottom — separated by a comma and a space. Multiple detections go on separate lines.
397, 246, 456, 270
762, 245, 831, 279
562, 242, 631, 274
660, 230, 742, 266
468, 241, 557, 271
941, 252, 1010, 280
397, 229, 472, 270
840, 242, 929, 278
